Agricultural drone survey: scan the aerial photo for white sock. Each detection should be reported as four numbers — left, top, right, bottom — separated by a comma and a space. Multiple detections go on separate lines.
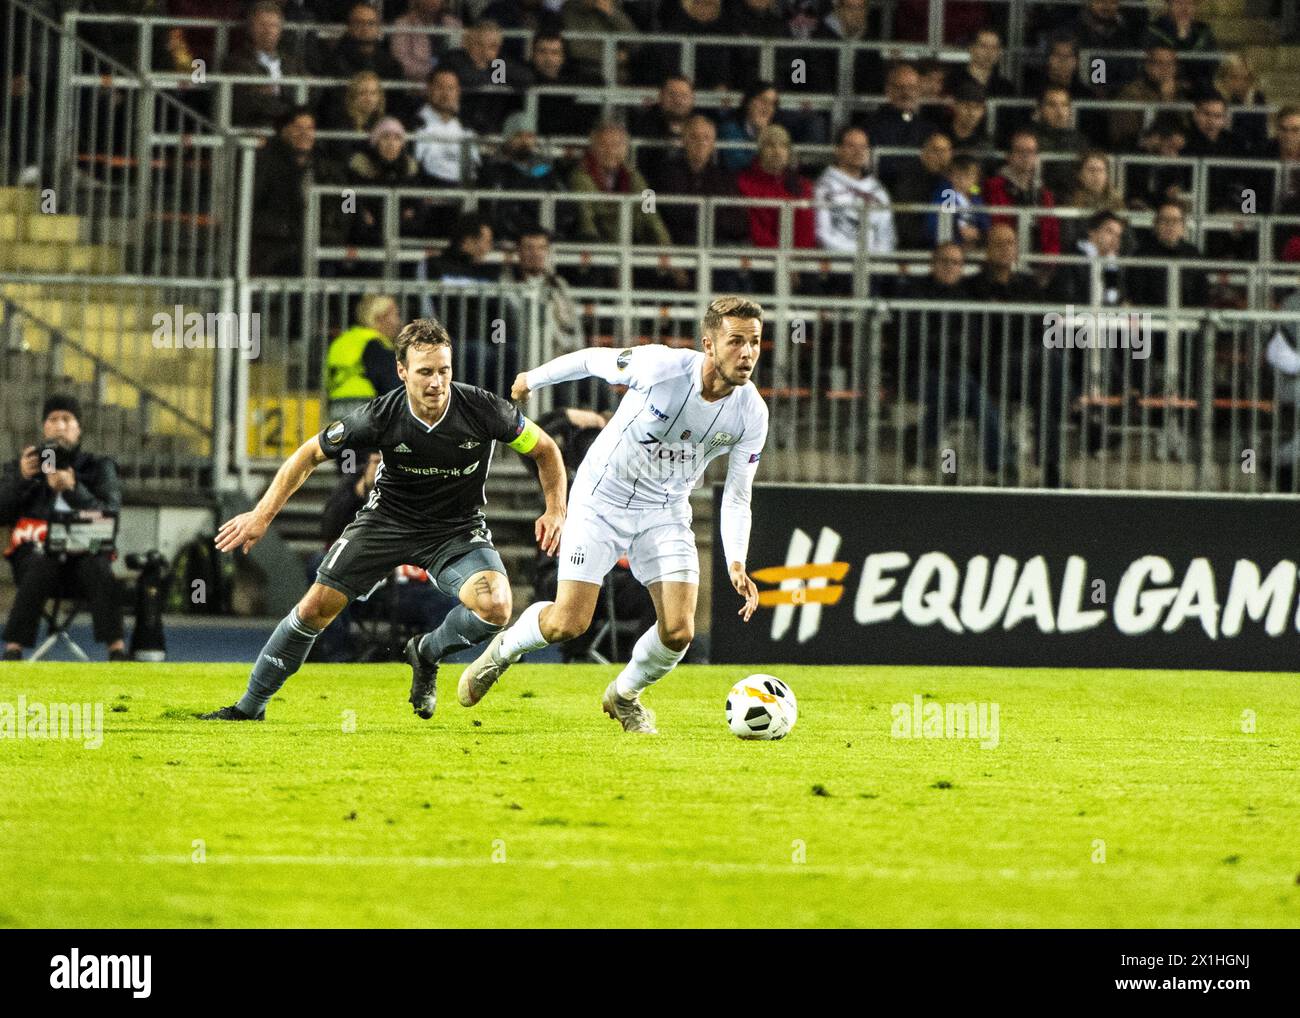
615, 626, 687, 698
497, 601, 553, 662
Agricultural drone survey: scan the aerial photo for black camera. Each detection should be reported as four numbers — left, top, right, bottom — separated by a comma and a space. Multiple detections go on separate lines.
37, 439, 74, 473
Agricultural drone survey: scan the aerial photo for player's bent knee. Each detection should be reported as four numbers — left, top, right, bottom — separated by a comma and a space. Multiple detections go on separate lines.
298, 585, 347, 631
542, 610, 591, 643
661, 621, 693, 651
479, 594, 512, 628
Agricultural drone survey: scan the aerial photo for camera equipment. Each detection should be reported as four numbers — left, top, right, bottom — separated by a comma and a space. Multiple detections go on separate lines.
127, 550, 172, 662
36, 439, 74, 473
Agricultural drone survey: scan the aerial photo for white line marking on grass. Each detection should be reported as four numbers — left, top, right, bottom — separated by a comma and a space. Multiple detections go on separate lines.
121, 854, 1084, 882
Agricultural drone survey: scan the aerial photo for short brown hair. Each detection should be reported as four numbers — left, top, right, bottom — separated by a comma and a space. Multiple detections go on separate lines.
395, 317, 451, 363
703, 296, 763, 337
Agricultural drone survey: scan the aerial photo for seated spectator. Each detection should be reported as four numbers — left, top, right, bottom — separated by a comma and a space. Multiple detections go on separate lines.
390, 0, 461, 83
654, 113, 750, 247
858, 63, 942, 185
1032, 86, 1090, 196
221, 1, 306, 129
718, 81, 780, 174
629, 75, 696, 184
737, 124, 815, 249
1128, 113, 1192, 211
888, 130, 952, 250
251, 107, 345, 276
562, 0, 640, 84
946, 28, 1015, 100
482, 0, 564, 62
814, 125, 896, 255
1185, 93, 1242, 159
410, 67, 480, 186
477, 111, 568, 241
1265, 105, 1300, 221
1068, 150, 1124, 212
1145, 0, 1218, 87
1059, 0, 1136, 50
1027, 38, 1087, 100
806, 0, 884, 96
1064, 149, 1124, 247
1050, 209, 1127, 306
501, 227, 585, 355
656, 0, 735, 90
529, 31, 603, 139
725, 0, 795, 92
985, 128, 1061, 257
1, 395, 126, 662
1110, 45, 1186, 152
1129, 200, 1209, 307
347, 117, 428, 245
318, 2, 405, 84
901, 243, 1011, 478
569, 121, 674, 247
969, 222, 1044, 303
944, 80, 993, 155
1214, 53, 1268, 156
428, 213, 498, 283
1185, 93, 1252, 220
926, 153, 988, 250
327, 294, 403, 417
440, 20, 533, 134
320, 70, 386, 160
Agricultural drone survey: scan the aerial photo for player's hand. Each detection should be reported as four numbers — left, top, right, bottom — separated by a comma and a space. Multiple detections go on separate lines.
511, 372, 531, 402
18, 446, 39, 480
215, 511, 269, 554
535, 506, 565, 556
730, 561, 759, 622
46, 467, 76, 493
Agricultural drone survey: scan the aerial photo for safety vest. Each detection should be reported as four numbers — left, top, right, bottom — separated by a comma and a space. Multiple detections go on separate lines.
327, 326, 392, 400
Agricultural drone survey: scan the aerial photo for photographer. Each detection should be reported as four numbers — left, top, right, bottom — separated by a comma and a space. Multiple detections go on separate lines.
1, 395, 126, 661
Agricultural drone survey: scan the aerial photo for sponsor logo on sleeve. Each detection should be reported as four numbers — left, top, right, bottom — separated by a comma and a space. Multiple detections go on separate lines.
748, 452, 761, 463
616, 348, 633, 370
325, 421, 345, 444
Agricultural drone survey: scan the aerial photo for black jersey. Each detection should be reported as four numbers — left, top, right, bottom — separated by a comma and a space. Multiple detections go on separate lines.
317, 383, 526, 530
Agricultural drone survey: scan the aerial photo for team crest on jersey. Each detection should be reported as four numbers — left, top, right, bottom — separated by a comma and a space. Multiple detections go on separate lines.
680, 430, 691, 440
616, 348, 633, 369
708, 432, 737, 447
325, 421, 345, 444
459, 439, 480, 449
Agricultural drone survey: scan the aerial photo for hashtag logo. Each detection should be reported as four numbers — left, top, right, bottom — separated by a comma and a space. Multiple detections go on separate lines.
755, 527, 846, 643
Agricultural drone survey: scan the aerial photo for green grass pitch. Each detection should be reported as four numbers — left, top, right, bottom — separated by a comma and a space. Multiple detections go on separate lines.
0, 661, 1296, 928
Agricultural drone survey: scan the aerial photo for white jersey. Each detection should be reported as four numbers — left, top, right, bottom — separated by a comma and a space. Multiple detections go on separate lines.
525, 344, 769, 567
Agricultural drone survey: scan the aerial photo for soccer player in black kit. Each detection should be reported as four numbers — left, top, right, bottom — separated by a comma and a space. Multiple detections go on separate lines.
199, 318, 567, 721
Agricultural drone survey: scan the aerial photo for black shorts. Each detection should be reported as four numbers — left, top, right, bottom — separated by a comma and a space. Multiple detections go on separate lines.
315, 512, 507, 602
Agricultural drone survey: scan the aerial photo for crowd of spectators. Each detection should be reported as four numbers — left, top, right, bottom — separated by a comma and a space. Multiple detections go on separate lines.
65, 0, 1294, 307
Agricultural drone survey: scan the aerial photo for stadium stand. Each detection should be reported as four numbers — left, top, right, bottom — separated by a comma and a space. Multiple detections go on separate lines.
4, 0, 1300, 645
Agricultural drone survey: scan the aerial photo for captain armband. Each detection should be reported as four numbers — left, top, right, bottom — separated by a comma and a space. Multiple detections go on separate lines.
507, 415, 542, 454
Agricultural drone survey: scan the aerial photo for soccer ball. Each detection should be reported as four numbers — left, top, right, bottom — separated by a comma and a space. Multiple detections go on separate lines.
725, 675, 797, 740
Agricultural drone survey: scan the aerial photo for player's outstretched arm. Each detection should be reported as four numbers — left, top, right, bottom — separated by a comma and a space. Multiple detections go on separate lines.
512, 344, 693, 402
215, 437, 328, 554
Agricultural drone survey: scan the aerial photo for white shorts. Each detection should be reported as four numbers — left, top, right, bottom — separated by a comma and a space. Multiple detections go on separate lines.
557, 496, 699, 587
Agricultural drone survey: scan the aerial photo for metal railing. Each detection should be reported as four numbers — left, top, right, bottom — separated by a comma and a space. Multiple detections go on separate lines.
0, 276, 225, 491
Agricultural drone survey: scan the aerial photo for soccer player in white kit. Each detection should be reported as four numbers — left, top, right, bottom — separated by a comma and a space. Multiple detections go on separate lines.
457, 296, 768, 732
